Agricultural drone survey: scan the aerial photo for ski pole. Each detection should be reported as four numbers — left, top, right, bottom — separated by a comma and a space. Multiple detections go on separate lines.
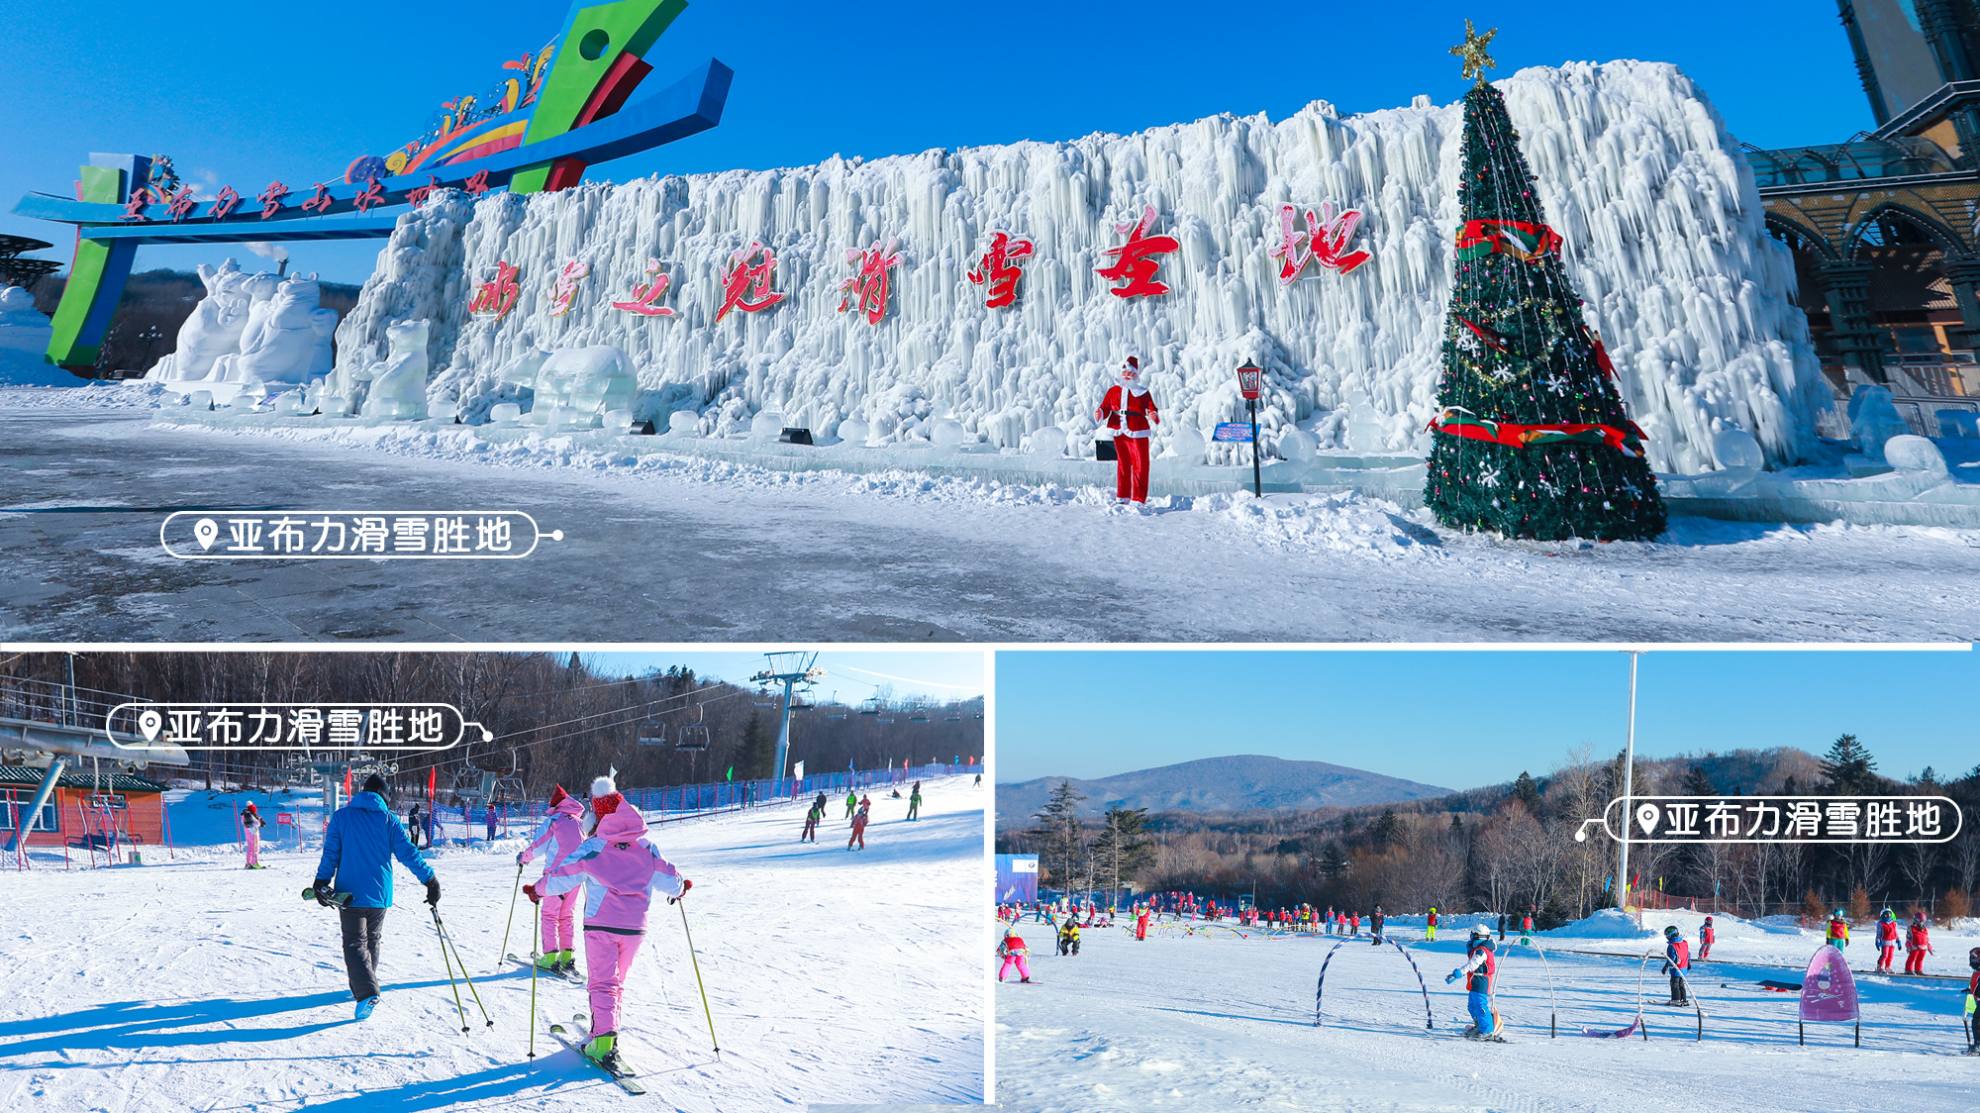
498, 860, 523, 968
429, 904, 468, 1033
528, 899, 541, 1060
435, 911, 495, 1028
676, 899, 720, 1054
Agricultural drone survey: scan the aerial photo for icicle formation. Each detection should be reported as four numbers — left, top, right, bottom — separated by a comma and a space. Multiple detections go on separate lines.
1424, 32, 1667, 542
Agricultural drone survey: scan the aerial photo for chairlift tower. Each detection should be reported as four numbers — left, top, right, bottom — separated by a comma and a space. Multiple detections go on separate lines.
750, 651, 823, 788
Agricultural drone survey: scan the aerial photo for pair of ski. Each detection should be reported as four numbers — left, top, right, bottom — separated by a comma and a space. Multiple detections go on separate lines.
548, 1012, 645, 1094
507, 952, 583, 984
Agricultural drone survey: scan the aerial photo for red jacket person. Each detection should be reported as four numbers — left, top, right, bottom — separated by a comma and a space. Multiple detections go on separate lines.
1095, 356, 1160, 503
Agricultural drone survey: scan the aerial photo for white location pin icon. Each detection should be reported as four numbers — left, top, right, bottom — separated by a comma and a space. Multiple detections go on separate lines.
136, 709, 163, 742
193, 518, 220, 551
1635, 802, 1661, 835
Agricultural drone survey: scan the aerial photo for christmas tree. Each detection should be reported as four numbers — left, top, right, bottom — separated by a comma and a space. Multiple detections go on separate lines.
1423, 23, 1667, 541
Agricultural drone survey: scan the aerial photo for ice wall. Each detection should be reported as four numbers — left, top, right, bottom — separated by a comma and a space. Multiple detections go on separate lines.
335, 61, 1831, 472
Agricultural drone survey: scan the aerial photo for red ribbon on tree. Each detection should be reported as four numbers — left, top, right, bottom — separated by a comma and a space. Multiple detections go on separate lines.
1455, 219, 1563, 263
1458, 315, 1510, 353
1427, 406, 1647, 458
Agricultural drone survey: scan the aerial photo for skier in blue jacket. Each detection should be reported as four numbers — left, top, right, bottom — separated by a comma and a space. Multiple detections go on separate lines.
312, 774, 440, 1020
1445, 926, 1503, 1041
1660, 924, 1692, 1005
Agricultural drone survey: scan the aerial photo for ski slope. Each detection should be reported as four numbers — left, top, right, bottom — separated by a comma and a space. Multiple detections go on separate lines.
995, 911, 1979, 1112
0, 776, 985, 1111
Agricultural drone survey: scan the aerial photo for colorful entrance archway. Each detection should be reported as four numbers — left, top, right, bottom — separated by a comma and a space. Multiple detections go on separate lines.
13, 0, 730, 370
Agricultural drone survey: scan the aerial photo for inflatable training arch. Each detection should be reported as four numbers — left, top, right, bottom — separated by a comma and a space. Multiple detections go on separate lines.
13, 0, 732, 370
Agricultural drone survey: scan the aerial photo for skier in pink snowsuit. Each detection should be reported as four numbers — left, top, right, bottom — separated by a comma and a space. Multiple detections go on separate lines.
540, 803, 691, 1066
241, 803, 264, 869
997, 926, 1032, 982
519, 785, 585, 974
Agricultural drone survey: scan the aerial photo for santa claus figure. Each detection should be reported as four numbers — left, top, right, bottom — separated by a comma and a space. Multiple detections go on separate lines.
1094, 356, 1160, 502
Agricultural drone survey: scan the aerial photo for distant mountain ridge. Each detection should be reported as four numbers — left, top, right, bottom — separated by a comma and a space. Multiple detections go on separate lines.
996, 754, 1450, 826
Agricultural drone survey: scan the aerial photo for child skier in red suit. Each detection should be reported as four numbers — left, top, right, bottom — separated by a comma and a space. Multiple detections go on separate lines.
1876, 909, 1900, 973
1904, 913, 1932, 975
848, 796, 870, 850
1094, 356, 1160, 503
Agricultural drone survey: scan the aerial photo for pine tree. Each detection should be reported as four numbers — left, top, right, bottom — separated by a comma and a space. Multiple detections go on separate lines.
1511, 771, 1542, 814
1680, 764, 1716, 796
1370, 807, 1403, 850
737, 712, 773, 779
1819, 734, 1879, 794
1094, 807, 1155, 900
1424, 24, 1667, 541
1033, 781, 1087, 891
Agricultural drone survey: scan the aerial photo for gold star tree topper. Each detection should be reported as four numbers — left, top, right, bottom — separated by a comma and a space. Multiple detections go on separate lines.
1451, 20, 1499, 85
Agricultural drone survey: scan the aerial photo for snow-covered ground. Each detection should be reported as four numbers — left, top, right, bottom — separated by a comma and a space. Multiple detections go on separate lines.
0, 777, 986, 1111
0, 379, 166, 408
994, 910, 1980, 1112
4, 401, 1979, 641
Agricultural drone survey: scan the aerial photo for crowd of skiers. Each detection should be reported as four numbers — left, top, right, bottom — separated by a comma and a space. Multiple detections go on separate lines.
798, 780, 923, 850
992, 895, 1980, 1052
304, 772, 692, 1076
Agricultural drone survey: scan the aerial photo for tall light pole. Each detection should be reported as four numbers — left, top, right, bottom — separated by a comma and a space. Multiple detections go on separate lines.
1617, 650, 1639, 913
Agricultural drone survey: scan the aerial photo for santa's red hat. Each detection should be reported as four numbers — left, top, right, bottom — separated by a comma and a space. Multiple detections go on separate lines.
548, 784, 570, 807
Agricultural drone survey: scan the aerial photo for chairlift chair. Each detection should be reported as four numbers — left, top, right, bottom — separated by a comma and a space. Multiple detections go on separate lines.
677, 701, 711, 751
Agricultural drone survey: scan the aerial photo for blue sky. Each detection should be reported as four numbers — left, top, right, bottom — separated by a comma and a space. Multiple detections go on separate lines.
4, 1, 1866, 285
584, 649, 985, 706
994, 649, 1980, 788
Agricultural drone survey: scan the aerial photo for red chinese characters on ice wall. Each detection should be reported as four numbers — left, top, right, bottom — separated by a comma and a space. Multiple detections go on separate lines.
469, 261, 522, 319
1096, 206, 1180, 299
968, 232, 1033, 309
610, 260, 677, 318
548, 259, 590, 318
838, 240, 902, 326
453, 199, 1371, 329
1269, 203, 1372, 284
716, 242, 786, 322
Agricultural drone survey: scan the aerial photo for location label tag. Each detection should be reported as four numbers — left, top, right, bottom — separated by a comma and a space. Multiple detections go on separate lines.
1635, 802, 1661, 835
193, 518, 220, 550
136, 708, 163, 741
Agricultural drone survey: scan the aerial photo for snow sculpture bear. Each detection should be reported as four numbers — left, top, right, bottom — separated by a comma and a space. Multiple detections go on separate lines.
500, 344, 636, 430
354, 319, 432, 422
1846, 385, 1909, 464
209, 272, 337, 391
144, 260, 252, 384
